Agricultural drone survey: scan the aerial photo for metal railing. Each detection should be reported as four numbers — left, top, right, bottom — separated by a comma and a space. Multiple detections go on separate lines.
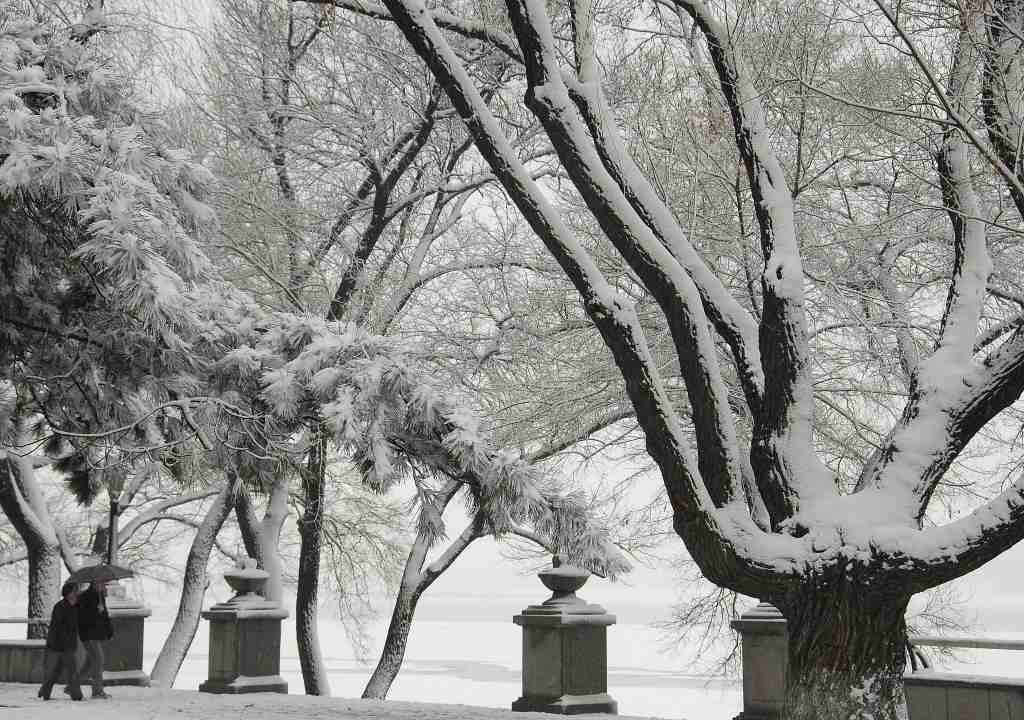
0, 616, 49, 637
907, 635, 1024, 672
0, 618, 47, 623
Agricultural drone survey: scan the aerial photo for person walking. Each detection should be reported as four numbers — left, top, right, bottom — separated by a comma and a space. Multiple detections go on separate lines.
77, 579, 114, 699
38, 582, 84, 701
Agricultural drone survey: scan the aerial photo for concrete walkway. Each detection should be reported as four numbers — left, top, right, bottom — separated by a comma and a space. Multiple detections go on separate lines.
0, 683, 672, 720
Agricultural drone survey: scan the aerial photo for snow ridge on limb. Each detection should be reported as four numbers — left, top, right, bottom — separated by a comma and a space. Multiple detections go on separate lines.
934, 32, 992, 373
859, 28, 1016, 524
374, 0, 803, 596
670, 0, 833, 526
503, 0, 745, 512
563, 4, 764, 423
564, 0, 768, 525
864, 470, 1024, 593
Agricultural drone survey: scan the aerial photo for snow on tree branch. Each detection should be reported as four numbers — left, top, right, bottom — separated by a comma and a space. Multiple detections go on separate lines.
503, 0, 749, 511
669, 0, 834, 524
0, 17, 214, 349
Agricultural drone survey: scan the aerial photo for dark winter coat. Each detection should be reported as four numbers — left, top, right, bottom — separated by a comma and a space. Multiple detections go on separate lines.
76, 587, 113, 642
44, 599, 79, 652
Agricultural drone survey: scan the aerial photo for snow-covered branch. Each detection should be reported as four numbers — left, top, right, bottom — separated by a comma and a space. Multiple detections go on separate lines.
933, 30, 992, 366
560, 12, 764, 422
669, 0, 831, 523
983, 0, 1024, 217
420, 513, 485, 587
117, 491, 221, 541
862, 27, 1001, 520
300, 0, 524, 62
364, 0, 803, 594
504, 0, 746, 511
897, 473, 1024, 591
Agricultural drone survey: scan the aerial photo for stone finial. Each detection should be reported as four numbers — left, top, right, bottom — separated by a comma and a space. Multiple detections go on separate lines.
223, 555, 268, 599
538, 558, 590, 607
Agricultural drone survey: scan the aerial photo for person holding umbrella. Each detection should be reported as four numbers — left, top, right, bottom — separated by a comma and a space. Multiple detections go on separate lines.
76, 578, 114, 699
37, 582, 84, 701
64, 561, 132, 699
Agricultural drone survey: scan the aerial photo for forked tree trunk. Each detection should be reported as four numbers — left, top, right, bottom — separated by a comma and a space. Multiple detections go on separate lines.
362, 586, 418, 699
778, 583, 911, 720
362, 505, 483, 700
150, 474, 239, 687
296, 435, 329, 695
234, 476, 289, 603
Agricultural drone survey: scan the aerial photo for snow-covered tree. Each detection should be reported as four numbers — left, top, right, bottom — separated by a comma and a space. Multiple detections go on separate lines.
291, 0, 1024, 716
0, 5, 629, 687
166, 0, 618, 696
0, 4, 218, 634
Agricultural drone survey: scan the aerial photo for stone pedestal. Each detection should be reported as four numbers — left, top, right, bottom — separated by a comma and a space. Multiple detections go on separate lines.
732, 602, 788, 720
512, 558, 617, 715
104, 588, 151, 686
198, 558, 288, 694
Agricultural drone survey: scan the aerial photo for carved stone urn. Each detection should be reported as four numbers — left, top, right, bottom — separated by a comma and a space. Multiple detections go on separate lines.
199, 556, 288, 694
512, 556, 618, 715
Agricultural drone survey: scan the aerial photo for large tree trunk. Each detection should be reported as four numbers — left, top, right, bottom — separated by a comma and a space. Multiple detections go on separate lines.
149, 473, 239, 687
777, 583, 911, 720
26, 546, 61, 638
362, 585, 418, 699
0, 451, 61, 638
296, 435, 329, 695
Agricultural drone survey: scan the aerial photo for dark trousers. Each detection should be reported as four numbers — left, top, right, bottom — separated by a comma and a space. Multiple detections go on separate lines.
39, 649, 82, 700
80, 639, 105, 696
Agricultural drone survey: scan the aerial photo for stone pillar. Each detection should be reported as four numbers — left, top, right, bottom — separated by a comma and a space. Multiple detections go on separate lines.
512, 557, 617, 715
732, 602, 788, 720
199, 558, 288, 694
103, 585, 151, 686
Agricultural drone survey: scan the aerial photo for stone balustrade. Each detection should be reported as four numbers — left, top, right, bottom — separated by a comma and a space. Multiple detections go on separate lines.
732, 605, 1024, 720
0, 619, 84, 684
0, 586, 150, 686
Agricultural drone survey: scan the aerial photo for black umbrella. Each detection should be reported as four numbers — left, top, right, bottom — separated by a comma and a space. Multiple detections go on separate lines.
66, 563, 134, 585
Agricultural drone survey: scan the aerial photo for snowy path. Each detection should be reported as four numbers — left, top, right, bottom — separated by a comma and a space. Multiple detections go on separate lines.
0, 683, 677, 720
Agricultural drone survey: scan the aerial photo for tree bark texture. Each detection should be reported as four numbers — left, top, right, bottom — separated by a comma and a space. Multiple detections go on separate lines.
149, 473, 239, 687
361, 586, 418, 699
296, 435, 329, 695
777, 582, 911, 720
26, 541, 61, 639
0, 452, 61, 638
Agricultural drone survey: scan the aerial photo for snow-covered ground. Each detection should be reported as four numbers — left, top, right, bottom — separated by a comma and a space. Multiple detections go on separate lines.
0, 684, 672, 720
0, 614, 744, 720
141, 617, 743, 720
